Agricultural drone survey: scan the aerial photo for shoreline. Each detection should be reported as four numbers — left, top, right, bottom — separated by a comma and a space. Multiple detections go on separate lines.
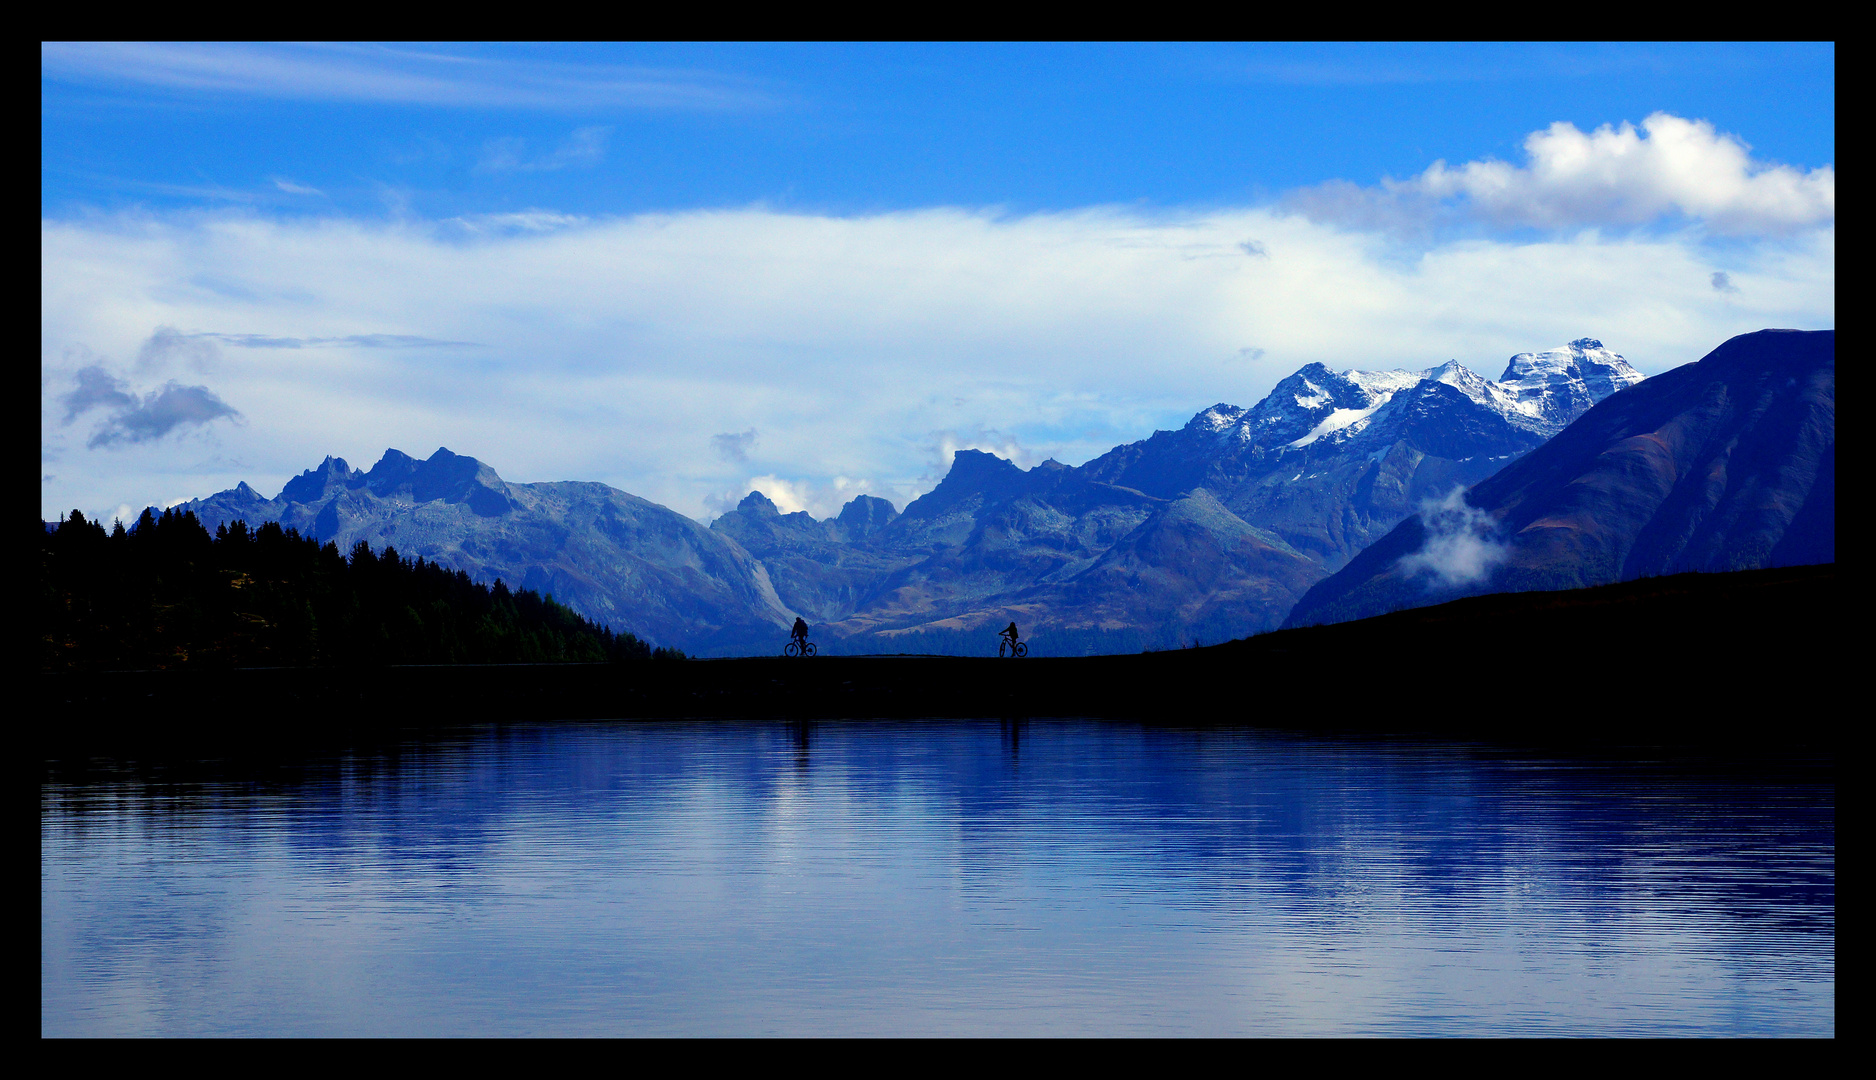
41, 565, 1838, 754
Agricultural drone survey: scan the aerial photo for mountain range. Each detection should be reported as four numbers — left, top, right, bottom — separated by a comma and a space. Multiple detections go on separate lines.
1286, 329, 1834, 627
171, 338, 1652, 654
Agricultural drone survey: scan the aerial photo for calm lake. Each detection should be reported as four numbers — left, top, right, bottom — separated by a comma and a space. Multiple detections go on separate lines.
41, 720, 1834, 1037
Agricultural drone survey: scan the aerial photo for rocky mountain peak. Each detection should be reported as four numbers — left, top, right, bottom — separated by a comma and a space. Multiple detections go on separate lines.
737, 490, 782, 517
1497, 341, 1645, 431
278, 455, 357, 504
828, 494, 899, 543
901, 449, 1028, 520
362, 449, 419, 494
1187, 404, 1247, 433
947, 448, 1022, 478
353, 448, 513, 516
837, 493, 897, 525
1234, 365, 1378, 447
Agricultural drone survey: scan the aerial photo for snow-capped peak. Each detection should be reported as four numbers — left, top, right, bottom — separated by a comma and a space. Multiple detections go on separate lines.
1224, 364, 1383, 447
1497, 340, 1645, 429
1187, 403, 1247, 433
1343, 368, 1425, 397
1189, 337, 1645, 454
1500, 339, 1638, 391
1422, 359, 1532, 420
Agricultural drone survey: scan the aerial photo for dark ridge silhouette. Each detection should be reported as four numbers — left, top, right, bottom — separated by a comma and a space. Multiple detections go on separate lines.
42, 564, 1836, 756
38, 507, 683, 672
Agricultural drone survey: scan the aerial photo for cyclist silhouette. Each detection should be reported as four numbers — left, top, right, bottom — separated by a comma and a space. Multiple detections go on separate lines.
998, 621, 1026, 658
785, 617, 816, 657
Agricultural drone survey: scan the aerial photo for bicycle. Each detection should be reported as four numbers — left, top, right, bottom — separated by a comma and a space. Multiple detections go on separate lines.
784, 638, 818, 658
998, 638, 1027, 658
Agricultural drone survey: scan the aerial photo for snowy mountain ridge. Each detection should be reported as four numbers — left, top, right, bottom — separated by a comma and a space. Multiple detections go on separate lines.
1192, 338, 1642, 454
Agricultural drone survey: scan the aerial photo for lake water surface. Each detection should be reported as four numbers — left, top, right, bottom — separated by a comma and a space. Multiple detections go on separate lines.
42, 720, 1834, 1036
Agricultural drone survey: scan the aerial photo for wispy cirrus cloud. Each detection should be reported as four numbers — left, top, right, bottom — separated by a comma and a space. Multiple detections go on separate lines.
446, 210, 587, 235
39, 42, 783, 112
476, 127, 612, 174
48, 169, 325, 206
1207, 42, 1828, 88
198, 332, 481, 349
1287, 112, 1834, 236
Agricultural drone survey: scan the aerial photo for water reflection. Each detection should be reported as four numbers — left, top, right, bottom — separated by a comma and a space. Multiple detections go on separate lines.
42, 721, 1834, 1036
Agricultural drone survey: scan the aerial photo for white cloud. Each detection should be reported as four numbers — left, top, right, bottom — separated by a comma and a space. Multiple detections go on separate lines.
745, 475, 810, 515
705, 472, 894, 523
39, 200, 1833, 525
925, 429, 1040, 489
1397, 488, 1508, 589
1292, 112, 1833, 236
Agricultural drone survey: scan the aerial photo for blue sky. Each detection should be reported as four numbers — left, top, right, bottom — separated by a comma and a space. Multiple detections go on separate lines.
41, 42, 1835, 523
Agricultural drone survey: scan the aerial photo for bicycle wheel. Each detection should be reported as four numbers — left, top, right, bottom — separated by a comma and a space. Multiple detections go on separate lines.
1013, 641, 1027, 658
784, 640, 802, 658
804, 642, 817, 657
998, 639, 1010, 657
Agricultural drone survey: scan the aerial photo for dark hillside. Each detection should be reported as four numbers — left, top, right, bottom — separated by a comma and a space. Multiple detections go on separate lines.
39, 508, 680, 672
43, 564, 1836, 752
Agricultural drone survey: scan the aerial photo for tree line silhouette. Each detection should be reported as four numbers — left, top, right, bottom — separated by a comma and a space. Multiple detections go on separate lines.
39, 508, 684, 672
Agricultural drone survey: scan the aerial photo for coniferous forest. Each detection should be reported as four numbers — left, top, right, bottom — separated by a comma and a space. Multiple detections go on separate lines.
39, 508, 683, 672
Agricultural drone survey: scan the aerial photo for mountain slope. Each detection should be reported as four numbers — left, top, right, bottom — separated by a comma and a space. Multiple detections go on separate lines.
1285, 329, 1834, 627
1018, 488, 1320, 639
817, 454, 1168, 639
